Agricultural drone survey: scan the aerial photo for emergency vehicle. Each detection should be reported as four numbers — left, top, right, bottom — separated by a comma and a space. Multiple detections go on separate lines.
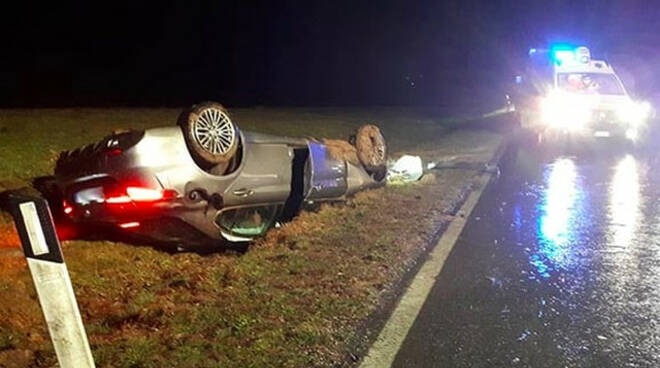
516, 45, 652, 142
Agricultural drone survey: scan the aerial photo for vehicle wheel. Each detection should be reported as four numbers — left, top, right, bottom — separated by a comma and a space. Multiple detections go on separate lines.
354, 124, 387, 178
179, 101, 239, 166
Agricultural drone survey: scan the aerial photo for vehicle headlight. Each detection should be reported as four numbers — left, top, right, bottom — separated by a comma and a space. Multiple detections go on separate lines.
541, 93, 591, 130
617, 101, 652, 126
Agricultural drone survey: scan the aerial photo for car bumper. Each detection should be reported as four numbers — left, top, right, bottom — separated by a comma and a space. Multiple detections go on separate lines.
546, 122, 638, 140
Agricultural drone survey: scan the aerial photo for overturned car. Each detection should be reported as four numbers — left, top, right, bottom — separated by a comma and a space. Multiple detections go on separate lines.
53, 102, 387, 250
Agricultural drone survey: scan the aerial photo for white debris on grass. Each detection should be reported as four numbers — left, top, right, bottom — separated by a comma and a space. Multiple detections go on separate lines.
387, 155, 424, 183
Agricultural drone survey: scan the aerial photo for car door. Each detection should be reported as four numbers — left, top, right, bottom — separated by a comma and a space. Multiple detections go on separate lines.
223, 143, 293, 206
305, 141, 348, 200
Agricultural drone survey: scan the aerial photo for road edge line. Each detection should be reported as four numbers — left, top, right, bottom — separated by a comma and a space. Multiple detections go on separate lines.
359, 139, 508, 368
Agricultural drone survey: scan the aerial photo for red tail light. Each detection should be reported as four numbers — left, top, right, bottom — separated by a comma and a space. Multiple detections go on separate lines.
105, 186, 178, 204
63, 200, 73, 215
118, 221, 140, 229
106, 148, 123, 156
105, 194, 132, 204
126, 187, 163, 201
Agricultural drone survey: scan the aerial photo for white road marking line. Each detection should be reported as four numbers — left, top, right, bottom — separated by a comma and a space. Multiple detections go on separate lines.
359, 172, 493, 368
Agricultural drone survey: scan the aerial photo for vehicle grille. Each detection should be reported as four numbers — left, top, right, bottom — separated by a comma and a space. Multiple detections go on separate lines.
591, 110, 617, 123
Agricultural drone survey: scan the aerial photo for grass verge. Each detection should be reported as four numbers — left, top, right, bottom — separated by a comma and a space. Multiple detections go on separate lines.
0, 107, 502, 367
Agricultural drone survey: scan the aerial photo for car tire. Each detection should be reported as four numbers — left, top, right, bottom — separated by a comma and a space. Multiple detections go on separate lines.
354, 124, 387, 178
179, 101, 239, 167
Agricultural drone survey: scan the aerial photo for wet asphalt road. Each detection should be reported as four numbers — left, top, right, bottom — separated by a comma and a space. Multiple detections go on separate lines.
392, 137, 660, 367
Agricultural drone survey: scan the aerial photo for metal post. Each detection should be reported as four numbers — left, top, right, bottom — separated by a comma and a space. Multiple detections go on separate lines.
1, 191, 95, 368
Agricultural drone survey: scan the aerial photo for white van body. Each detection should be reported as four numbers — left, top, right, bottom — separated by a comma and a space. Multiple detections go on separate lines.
519, 47, 652, 141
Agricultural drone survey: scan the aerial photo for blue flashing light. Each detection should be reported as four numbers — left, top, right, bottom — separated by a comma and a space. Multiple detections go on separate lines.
553, 50, 575, 65
528, 48, 538, 56
550, 44, 577, 65
550, 43, 576, 52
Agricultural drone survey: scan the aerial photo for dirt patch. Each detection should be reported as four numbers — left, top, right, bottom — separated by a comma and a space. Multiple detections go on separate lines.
0, 213, 19, 249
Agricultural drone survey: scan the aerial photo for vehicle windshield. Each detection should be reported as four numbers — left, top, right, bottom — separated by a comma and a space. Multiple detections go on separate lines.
557, 73, 625, 95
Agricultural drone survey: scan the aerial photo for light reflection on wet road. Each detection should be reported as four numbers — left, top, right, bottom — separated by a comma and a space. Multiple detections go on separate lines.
393, 141, 660, 367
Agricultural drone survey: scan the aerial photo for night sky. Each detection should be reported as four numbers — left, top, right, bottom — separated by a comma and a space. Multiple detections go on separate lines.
2, 1, 659, 107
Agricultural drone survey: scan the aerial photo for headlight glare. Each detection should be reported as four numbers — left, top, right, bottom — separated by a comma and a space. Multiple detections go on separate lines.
617, 101, 652, 126
541, 92, 590, 130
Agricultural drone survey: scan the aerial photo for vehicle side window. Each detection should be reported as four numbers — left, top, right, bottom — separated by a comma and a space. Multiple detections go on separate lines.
216, 205, 280, 237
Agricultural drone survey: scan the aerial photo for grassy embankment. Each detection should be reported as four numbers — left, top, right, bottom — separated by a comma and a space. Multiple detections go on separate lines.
0, 108, 502, 367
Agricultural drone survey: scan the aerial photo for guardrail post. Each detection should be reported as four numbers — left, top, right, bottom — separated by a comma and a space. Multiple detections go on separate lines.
1, 191, 95, 368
